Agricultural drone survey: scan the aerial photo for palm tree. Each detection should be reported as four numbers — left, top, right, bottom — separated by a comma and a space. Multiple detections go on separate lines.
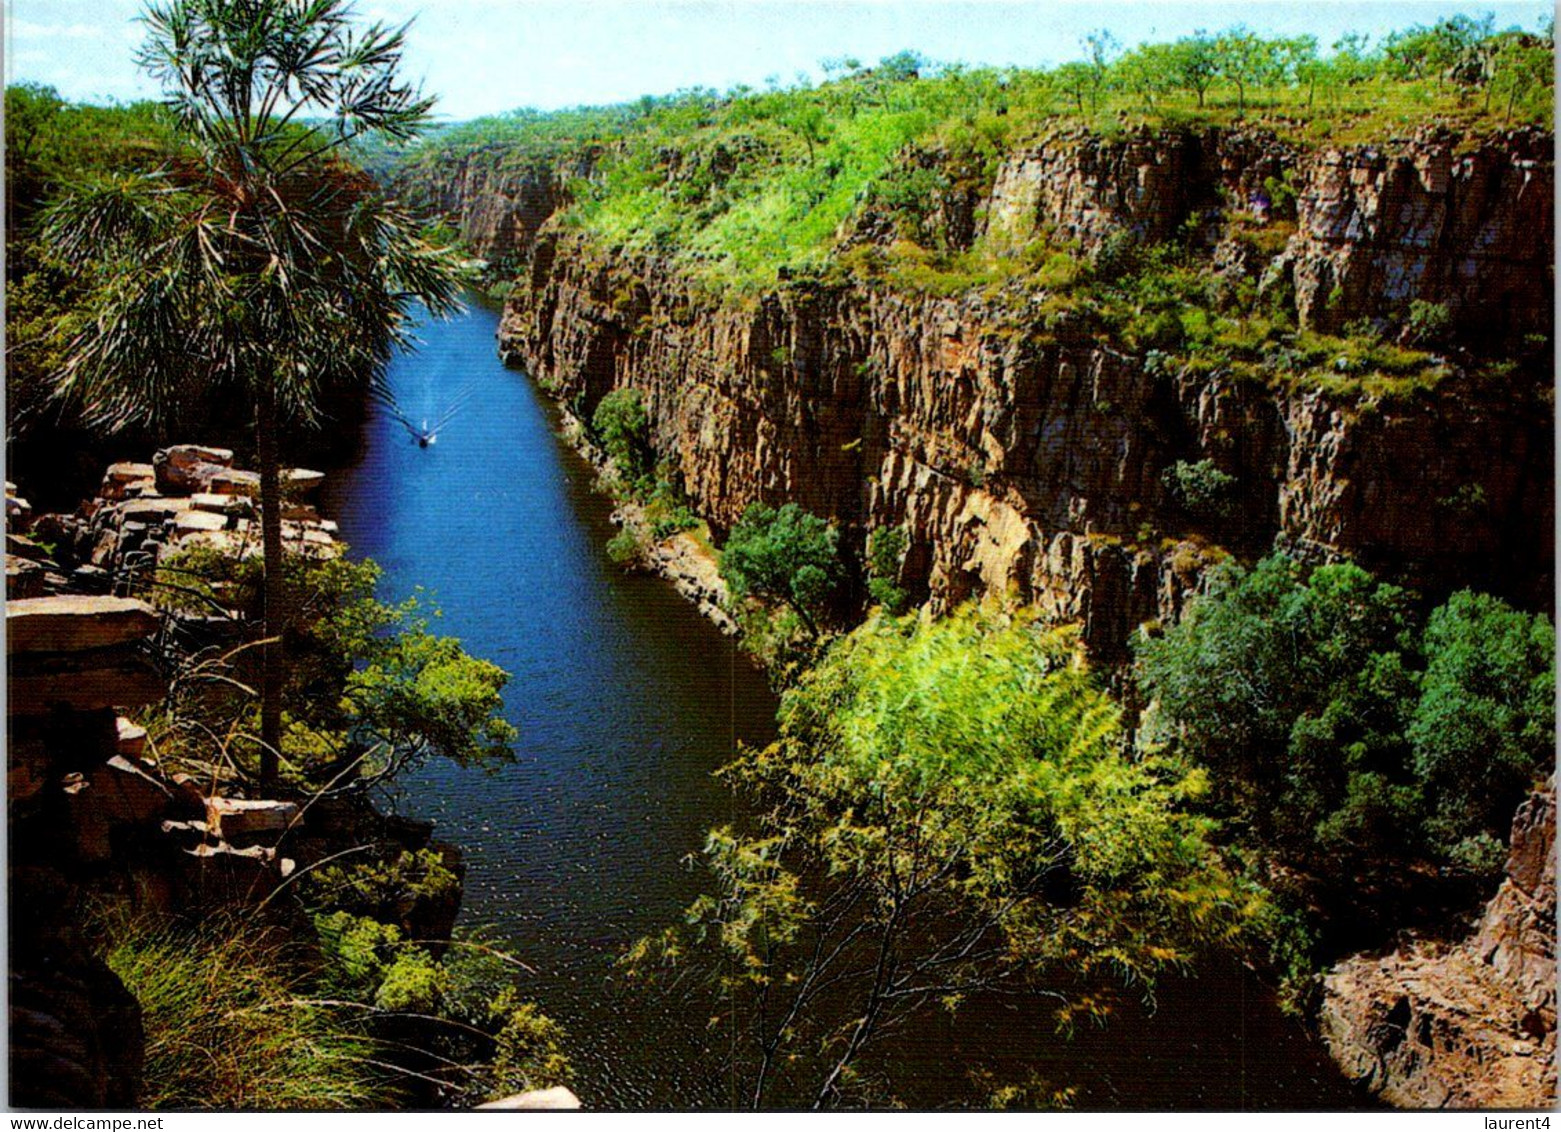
44, 0, 463, 789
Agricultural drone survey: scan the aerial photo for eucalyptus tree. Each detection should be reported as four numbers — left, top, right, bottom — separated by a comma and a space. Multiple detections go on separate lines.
625, 605, 1266, 1108
44, 0, 463, 788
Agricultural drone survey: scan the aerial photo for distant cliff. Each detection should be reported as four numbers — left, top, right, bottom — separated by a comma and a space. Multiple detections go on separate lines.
395, 124, 1553, 661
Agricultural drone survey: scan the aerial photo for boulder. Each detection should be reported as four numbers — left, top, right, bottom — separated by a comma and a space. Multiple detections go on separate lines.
7, 492, 34, 531
115, 498, 183, 524
204, 797, 300, 847
283, 468, 326, 495
173, 509, 227, 534
99, 463, 156, 502
171, 529, 257, 558
7, 596, 160, 654
189, 492, 252, 517
7, 533, 53, 562
476, 1086, 582, 1110
7, 555, 49, 599
210, 469, 261, 497
153, 445, 233, 495
9, 652, 167, 714
115, 717, 148, 760
64, 755, 174, 864
70, 565, 113, 593
178, 840, 279, 906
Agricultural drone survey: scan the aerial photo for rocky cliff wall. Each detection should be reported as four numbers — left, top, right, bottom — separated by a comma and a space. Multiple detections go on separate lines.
437, 125, 1552, 660
982, 127, 1553, 343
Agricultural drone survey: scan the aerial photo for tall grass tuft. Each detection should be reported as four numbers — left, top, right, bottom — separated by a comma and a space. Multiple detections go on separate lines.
104, 916, 395, 1110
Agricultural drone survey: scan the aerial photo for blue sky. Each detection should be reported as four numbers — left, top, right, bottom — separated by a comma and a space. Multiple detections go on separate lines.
5, 0, 1551, 121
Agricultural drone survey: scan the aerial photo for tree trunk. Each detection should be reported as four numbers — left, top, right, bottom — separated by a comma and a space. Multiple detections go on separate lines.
257, 384, 285, 791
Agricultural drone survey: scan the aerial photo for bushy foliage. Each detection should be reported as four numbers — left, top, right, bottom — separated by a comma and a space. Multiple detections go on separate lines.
1410, 590, 1556, 848
865, 524, 910, 613
300, 855, 571, 1106
626, 603, 1266, 1107
721, 502, 841, 635
1135, 555, 1554, 874
591, 388, 651, 481
1162, 459, 1239, 519
151, 546, 515, 789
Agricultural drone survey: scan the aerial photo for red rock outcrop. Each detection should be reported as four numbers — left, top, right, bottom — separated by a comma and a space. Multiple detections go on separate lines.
1319, 781, 1556, 1108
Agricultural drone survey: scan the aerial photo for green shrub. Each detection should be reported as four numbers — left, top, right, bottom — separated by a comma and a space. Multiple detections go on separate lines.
1162, 458, 1238, 518
1410, 590, 1555, 847
606, 526, 645, 567
720, 501, 840, 635
591, 388, 651, 480
1404, 299, 1452, 345
1136, 556, 1556, 876
865, 524, 910, 614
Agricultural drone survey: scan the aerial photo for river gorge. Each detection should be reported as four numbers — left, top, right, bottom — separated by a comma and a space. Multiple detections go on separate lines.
318, 293, 1366, 1109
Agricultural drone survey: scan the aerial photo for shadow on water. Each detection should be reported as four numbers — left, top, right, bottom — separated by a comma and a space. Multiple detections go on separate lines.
320, 294, 1372, 1111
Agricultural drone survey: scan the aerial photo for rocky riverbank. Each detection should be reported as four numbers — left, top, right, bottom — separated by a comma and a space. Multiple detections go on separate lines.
5, 447, 473, 1109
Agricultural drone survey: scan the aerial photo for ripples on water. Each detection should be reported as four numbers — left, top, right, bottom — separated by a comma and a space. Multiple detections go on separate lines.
321, 295, 1368, 1111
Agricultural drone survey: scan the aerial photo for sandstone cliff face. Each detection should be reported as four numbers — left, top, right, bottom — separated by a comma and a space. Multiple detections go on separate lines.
1320, 781, 1556, 1109
445, 126, 1552, 659
981, 127, 1553, 343
397, 147, 587, 270
1279, 130, 1553, 340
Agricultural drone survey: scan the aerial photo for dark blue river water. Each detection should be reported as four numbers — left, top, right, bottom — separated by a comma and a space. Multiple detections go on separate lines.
321, 295, 1368, 1111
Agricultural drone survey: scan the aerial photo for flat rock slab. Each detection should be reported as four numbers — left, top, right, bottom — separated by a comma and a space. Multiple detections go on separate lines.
159, 444, 234, 466
115, 498, 183, 522
7, 595, 160, 653
210, 469, 261, 497
476, 1087, 582, 1110
174, 510, 227, 534
190, 492, 252, 516
116, 716, 148, 759
100, 463, 156, 501
283, 468, 326, 494
206, 797, 300, 843
9, 652, 166, 713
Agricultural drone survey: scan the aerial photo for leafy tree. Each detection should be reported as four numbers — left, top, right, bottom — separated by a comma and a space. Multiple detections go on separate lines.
782, 102, 830, 163
591, 388, 651, 481
626, 605, 1265, 1108
1169, 31, 1220, 108
1162, 458, 1238, 519
864, 524, 909, 613
1114, 43, 1179, 111
1080, 29, 1121, 111
1050, 61, 1096, 114
1409, 590, 1554, 850
1135, 555, 1421, 863
1487, 32, 1554, 122
1137, 555, 1556, 879
152, 546, 515, 791
720, 502, 841, 635
1215, 27, 1283, 113
42, 0, 463, 788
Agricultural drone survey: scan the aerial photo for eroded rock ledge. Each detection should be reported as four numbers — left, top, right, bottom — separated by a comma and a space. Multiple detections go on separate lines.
1320, 781, 1557, 1109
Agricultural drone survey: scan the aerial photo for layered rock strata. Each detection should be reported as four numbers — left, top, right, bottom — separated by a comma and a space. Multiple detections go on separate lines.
8, 444, 339, 604
476, 126, 1552, 657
